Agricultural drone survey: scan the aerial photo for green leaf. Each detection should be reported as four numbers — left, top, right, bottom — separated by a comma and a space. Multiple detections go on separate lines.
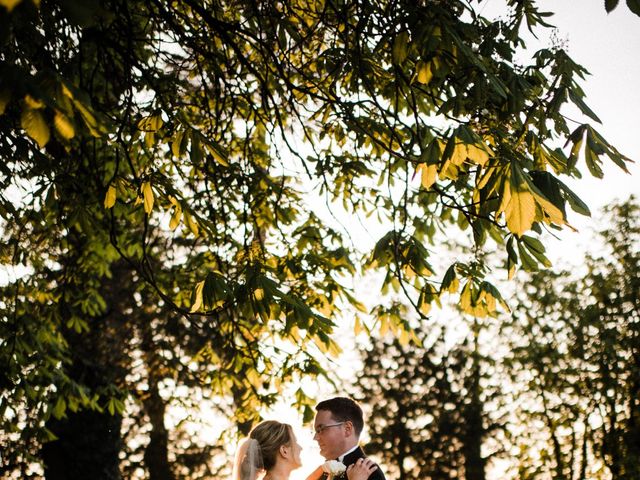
392, 31, 410, 64
517, 241, 539, 272
627, 0, 640, 16
440, 264, 459, 294
566, 125, 586, 170
52, 396, 66, 419
73, 99, 103, 137
584, 142, 604, 178
172, 130, 185, 158
204, 139, 230, 167
555, 178, 591, 216
530, 171, 566, 218
521, 235, 552, 267
506, 236, 518, 280
568, 89, 601, 123
605, 0, 620, 12
190, 131, 203, 164
59, 0, 104, 27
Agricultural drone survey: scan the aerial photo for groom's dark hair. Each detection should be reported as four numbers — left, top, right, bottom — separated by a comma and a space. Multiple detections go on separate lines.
316, 396, 364, 436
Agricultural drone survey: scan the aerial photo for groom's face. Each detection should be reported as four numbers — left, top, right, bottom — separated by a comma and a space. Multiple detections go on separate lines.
313, 409, 347, 460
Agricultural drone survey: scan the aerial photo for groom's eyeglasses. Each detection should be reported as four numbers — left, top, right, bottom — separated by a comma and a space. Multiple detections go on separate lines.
313, 422, 345, 436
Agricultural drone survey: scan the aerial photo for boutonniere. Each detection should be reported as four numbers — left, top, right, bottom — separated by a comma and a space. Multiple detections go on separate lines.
322, 460, 346, 480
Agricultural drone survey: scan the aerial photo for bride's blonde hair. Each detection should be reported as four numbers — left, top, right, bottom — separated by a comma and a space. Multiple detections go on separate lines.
249, 420, 293, 471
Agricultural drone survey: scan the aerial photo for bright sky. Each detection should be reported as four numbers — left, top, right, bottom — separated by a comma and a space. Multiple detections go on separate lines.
533, 0, 640, 263
273, 3, 640, 480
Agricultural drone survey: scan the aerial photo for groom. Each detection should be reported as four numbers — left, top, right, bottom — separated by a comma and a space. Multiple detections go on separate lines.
313, 397, 385, 480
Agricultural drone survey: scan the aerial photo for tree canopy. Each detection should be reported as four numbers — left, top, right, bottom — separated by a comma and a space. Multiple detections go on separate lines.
0, 0, 633, 478
503, 196, 640, 480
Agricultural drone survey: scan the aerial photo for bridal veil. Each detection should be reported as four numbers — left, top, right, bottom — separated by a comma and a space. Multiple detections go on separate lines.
232, 438, 265, 480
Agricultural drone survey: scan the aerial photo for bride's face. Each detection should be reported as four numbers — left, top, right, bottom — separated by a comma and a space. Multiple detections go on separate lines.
286, 430, 303, 469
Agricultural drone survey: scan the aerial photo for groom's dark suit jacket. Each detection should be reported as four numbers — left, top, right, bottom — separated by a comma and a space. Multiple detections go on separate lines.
339, 446, 386, 480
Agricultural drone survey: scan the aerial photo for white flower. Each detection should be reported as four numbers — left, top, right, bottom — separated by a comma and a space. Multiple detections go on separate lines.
322, 460, 346, 478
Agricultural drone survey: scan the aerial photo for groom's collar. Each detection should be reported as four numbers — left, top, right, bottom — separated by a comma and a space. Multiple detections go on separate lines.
337, 445, 359, 462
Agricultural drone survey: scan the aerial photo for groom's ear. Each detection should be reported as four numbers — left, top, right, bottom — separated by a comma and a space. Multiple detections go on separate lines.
344, 420, 354, 436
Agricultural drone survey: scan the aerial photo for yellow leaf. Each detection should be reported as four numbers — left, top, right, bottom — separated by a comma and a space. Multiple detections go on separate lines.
54, 111, 75, 139
466, 144, 490, 166
169, 201, 182, 230
354, 315, 362, 336
205, 142, 229, 167
21, 108, 50, 148
142, 181, 154, 214
379, 316, 390, 337
418, 163, 437, 189
104, 185, 116, 209
0, 89, 11, 115
450, 143, 468, 166
402, 264, 416, 279
447, 277, 459, 294
460, 282, 473, 313
505, 184, 535, 236
398, 329, 410, 346
533, 191, 565, 224
417, 61, 433, 84
419, 299, 432, 315
0, 0, 22, 11
184, 211, 199, 236
73, 101, 101, 137
24, 94, 44, 109
328, 341, 343, 356
61, 83, 74, 99
525, 178, 565, 225
353, 300, 368, 313
138, 114, 163, 132
439, 158, 460, 180
485, 293, 496, 314
314, 335, 329, 354
190, 280, 205, 313
144, 131, 155, 149
171, 130, 184, 158
245, 370, 262, 389
496, 176, 510, 217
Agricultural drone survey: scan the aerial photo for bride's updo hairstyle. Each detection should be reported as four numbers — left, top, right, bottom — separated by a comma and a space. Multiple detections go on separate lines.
249, 420, 293, 470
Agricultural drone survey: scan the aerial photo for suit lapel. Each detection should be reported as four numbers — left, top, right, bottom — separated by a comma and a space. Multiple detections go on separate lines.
341, 446, 365, 468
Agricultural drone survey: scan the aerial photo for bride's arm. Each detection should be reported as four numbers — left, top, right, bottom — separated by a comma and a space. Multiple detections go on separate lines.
305, 466, 324, 480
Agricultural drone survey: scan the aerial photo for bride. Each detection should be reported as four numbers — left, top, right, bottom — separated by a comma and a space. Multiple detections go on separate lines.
233, 420, 377, 480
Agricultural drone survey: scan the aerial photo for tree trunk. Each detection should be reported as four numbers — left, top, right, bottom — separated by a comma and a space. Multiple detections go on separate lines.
140, 313, 174, 480
42, 410, 122, 480
143, 382, 174, 480
463, 336, 485, 480
462, 391, 485, 480
41, 261, 133, 479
